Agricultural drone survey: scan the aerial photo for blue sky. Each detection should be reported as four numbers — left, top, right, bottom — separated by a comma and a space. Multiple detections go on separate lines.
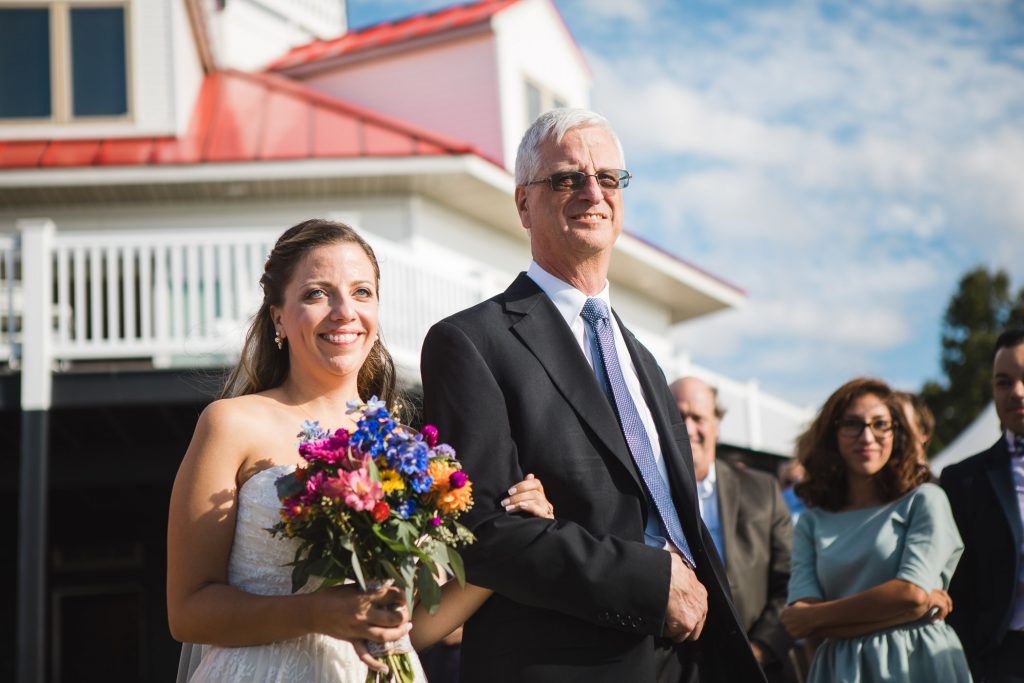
349, 0, 1024, 408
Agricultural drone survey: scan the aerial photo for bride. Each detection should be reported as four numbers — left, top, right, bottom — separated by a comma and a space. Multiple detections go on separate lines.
167, 219, 555, 682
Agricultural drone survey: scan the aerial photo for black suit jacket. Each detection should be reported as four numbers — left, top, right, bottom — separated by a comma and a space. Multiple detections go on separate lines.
420, 274, 763, 683
714, 461, 793, 666
940, 436, 1022, 673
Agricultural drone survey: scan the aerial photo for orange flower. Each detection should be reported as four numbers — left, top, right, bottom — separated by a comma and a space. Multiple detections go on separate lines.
437, 480, 473, 514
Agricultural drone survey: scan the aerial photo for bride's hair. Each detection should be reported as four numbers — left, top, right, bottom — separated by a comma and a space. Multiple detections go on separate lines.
220, 218, 397, 405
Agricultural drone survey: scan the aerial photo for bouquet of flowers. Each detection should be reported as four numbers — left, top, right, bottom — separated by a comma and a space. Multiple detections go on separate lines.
269, 397, 475, 682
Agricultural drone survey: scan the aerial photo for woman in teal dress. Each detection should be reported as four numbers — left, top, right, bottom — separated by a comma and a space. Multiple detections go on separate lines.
781, 377, 972, 682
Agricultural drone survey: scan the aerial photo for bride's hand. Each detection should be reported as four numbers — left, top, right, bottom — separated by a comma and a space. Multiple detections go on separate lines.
500, 473, 554, 519
312, 583, 411, 672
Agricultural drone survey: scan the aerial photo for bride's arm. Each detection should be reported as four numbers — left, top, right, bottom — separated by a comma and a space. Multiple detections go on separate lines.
411, 474, 555, 651
411, 582, 491, 650
166, 400, 410, 658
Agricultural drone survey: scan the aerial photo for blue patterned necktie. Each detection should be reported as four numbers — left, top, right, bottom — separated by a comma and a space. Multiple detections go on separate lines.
581, 298, 696, 568
1012, 433, 1024, 457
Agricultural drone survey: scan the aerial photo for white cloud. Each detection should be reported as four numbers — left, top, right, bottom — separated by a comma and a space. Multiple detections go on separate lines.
559, 0, 1024, 404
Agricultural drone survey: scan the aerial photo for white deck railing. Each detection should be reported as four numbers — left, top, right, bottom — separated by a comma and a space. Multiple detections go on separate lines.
4, 222, 488, 373
5, 219, 810, 456
0, 234, 18, 363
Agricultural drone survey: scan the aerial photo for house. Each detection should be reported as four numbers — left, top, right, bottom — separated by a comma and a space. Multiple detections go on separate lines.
0, 1, 808, 680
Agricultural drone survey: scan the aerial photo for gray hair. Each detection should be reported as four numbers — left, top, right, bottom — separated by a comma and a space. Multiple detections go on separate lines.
514, 108, 625, 185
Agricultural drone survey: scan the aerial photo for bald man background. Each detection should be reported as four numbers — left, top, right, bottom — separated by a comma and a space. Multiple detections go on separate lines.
671, 378, 795, 682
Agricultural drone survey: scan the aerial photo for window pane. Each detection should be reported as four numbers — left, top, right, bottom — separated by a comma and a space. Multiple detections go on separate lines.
526, 81, 541, 124
0, 9, 52, 118
71, 7, 127, 117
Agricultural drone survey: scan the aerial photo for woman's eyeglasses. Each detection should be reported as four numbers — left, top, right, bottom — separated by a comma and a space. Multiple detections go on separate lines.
836, 418, 895, 439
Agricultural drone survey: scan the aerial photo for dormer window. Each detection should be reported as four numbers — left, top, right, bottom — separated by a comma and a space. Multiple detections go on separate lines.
0, 3, 128, 121
524, 78, 568, 126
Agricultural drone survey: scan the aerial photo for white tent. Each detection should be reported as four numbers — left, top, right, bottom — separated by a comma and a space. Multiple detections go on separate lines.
930, 402, 1002, 475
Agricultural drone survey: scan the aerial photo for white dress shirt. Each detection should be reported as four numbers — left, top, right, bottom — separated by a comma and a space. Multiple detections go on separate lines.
526, 261, 673, 549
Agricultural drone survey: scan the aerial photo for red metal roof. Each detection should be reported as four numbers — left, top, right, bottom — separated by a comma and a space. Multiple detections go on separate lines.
0, 69, 479, 169
269, 0, 519, 72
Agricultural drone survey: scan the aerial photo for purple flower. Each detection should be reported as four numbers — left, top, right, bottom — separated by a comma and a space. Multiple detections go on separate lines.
429, 516, 442, 527
449, 471, 468, 490
433, 444, 456, 459
299, 429, 353, 467
421, 425, 438, 448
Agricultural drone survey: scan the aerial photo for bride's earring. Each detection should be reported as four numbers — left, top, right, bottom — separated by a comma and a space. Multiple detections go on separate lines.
274, 331, 284, 350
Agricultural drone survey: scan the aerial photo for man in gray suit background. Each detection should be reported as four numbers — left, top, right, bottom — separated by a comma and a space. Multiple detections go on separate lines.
671, 377, 795, 682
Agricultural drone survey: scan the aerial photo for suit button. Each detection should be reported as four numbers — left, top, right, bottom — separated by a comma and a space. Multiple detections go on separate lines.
619, 616, 629, 627
600, 611, 611, 622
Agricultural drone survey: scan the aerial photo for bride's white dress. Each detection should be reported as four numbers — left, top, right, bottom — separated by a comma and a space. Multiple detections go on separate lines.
182, 465, 426, 683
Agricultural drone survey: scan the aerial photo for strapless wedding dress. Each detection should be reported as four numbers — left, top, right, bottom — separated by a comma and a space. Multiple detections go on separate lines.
181, 465, 426, 683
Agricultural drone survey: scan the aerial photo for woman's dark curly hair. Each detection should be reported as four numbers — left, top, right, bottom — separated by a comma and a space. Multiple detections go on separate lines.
794, 377, 929, 511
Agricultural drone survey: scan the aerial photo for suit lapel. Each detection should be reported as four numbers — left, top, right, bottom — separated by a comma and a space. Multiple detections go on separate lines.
715, 460, 739, 570
503, 274, 644, 494
985, 438, 1023, 553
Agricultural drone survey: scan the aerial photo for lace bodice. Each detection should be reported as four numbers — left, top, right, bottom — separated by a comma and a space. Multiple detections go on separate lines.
228, 465, 311, 596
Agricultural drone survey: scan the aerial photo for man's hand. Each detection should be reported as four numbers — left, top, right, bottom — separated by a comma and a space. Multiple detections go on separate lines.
662, 551, 708, 642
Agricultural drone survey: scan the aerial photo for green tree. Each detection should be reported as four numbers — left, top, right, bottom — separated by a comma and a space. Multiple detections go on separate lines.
920, 267, 1024, 455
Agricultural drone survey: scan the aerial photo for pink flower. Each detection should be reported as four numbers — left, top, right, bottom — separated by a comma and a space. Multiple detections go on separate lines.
429, 516, 442, 527
299, 430, 358, 469
449, 471, 468, 489
421, 425, 438, 448
302, 470, 327, 503
323, 463, 383, 511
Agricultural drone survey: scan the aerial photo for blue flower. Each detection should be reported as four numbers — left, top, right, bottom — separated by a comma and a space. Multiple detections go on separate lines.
296, 420, 329, 443
363, 396, 388, 420
393, 439, 429, 476
397, 499, 417, 519
411, 474, 433, 494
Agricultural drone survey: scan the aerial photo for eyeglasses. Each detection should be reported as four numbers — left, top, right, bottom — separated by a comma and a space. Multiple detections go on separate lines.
524, 169, 632, 192
836, 418, 895, 439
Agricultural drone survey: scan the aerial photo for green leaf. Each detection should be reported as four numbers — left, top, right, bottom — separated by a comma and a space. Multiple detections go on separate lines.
447, 547, 466, 587
395, 520, 416, 546
351, 551, 366, 590
291, 562, 310, 593
416, 564, 442, 615
274, 472, 304, 499
429, 542, 449, 567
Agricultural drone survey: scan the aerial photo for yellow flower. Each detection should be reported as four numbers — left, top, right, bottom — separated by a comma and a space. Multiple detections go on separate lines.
380, 469, 405, 493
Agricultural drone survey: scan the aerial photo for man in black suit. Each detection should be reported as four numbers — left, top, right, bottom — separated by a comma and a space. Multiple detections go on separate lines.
420, 109, 763, 683
671, 377, 794, 682
941, 329, 1024, 683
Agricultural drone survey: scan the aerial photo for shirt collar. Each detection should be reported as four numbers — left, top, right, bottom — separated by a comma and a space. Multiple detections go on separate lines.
1006, 429, 1024, 457
697, 461, 717, 498
526, 260, 611, 328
